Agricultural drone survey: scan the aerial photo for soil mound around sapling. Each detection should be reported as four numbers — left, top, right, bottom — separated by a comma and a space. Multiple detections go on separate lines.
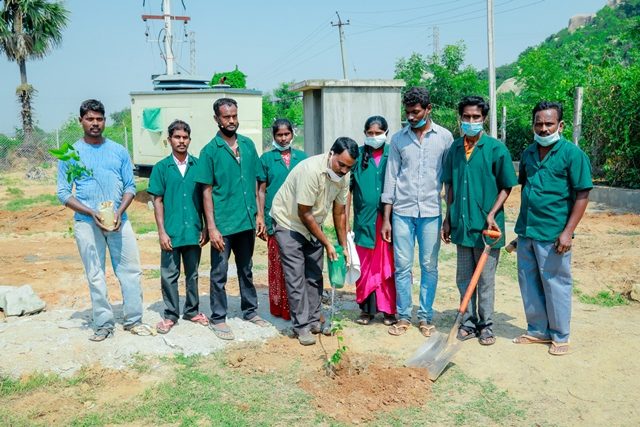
300, 354, 431, 424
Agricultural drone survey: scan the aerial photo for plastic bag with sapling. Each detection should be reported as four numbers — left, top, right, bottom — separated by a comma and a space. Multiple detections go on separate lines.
50, 143, 115, 230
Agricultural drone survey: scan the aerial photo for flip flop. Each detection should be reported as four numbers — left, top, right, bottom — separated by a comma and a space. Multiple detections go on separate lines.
512, 334, 551, 344
549, 341, 570, 356
388, 320, 411, 336
210, 323, 235, 340
156, 318, 175, 334
247, 315, 270, 327
89, 328, 113, 342
355, 313, 372, 325
382, 314, 397, 326
187, 313, 209, 326
125, 323, 156, 336
418, 321, 436, 337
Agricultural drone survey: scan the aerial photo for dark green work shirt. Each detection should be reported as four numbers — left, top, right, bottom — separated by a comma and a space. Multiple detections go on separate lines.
443, 134, 518, 248
147, 154, 203, 248
515, 137, 593, 242
257, 148, 307, 235
194, 133, 259, 236
350, 145, 389, 249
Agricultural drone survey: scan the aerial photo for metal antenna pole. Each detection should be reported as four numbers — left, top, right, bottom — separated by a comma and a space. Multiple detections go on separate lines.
487, 0, 497, 137
163, 0, 174, 75
433, 26, 439, 57
331, 12, 350, 80
189, 31, 196, 75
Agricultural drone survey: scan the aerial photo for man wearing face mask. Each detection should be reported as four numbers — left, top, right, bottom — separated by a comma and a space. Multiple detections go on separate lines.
270, 137, 359, 345
194, 97, 268, 341
381, 87, 454, 337
512, 101, 592, 356
442, 96, 518, 346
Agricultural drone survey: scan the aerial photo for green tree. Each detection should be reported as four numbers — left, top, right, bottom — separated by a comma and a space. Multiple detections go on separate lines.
209, 65, 247, 88
394, 52, 429, 91
0, 0, 69, 147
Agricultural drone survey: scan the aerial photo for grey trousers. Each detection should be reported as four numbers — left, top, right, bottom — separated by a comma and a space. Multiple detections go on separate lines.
456, 245, 500, 331
274, 223, 324, 335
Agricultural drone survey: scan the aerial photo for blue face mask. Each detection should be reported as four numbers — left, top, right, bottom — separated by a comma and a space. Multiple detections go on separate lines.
461, 121, 484, 137
410, 118, 427, 129
272, 140, 290, 151
534, 130, 561, 147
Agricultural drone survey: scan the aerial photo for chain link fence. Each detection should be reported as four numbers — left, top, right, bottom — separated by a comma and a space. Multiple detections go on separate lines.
0, 127, 131, 177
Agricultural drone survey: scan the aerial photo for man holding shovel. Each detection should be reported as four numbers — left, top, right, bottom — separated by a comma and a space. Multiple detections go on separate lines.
513, 101, 592, 356
442, 96, 518, 346
56, 99, 150, 342
270, 137, 358, 346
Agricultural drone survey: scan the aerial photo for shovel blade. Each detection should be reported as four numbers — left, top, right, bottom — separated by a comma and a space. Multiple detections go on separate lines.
405, 330, 463, 381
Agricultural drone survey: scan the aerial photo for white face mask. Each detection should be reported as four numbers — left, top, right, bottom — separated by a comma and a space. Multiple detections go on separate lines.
272, 140, 290, 151
534, 130, 561, 147
326, 153, 343, 182
364, 134, 387, 149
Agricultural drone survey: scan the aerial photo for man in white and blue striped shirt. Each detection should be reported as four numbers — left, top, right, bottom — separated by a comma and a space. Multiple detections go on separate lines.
381, 87, 454, 337
57, 99, 150, 341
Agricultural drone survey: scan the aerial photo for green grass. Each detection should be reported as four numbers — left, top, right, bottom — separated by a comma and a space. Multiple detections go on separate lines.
4, 194, 59, 211
143, 269, 161, 280
574, 288, 629, 307
607, 229, 640, 236
135, 178, 149, 193
1, 351, 528, 426
6, 187, 24, 197
253, 263, 267, 271
496, 251, 519, 282
132, 222, 156, 234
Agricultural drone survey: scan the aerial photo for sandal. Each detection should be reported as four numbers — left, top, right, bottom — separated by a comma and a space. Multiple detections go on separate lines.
210, 323, 235, 340
478, 327, 496, 346
124, 323, 156, 336
418, 321, 436, 337
187, 313, 209, 326
549, 341, 570, 356
512, 334, 551, 344
382, 314, 397, 326
156, 318, 175, 334
388, 320, 411, 336
247, 315, 270, 327
89, 328, 113, 342
355, 313, 373, 325
457, 326, 477, 341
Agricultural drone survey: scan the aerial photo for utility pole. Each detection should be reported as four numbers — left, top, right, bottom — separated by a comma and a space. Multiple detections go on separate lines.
331, 11, 350, 80
487, 0, 497, 137
432, 26, 439, 57
189, 31, 196, 75
573, 87, 583, 146
141, 0, 190, 76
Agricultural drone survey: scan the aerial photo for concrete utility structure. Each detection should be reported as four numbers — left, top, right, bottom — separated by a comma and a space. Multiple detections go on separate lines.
291, 79, 405, 155
130, 82, 262, 177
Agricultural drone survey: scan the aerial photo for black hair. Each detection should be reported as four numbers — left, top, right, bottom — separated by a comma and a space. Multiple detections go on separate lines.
403, 87, 430, 108
213, 97, 238, 116
532, 101, 563, 123
330, 137, 359, 160
361, 115, 389, 170
458, 95, 489, 117
168, 119, 191, 137
272, 118, 293, 136
79, 99, 105, 117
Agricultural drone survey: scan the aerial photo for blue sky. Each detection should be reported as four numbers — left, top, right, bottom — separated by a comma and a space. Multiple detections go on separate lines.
0, 0, 608, 133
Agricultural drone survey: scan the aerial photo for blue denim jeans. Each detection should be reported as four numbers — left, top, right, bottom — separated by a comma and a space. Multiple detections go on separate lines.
517, 237, 572, 343
74, 220, 143, 331
392, 214, 441, 322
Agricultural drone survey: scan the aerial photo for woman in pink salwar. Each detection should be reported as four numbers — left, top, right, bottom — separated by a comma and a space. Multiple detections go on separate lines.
348, 116, 397, 325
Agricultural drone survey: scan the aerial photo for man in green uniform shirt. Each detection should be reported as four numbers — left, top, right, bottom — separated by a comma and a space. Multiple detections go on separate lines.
513, 101, 592, 356
442, 96, 518, 346
195, 98, 269, 341
148, 120, 209, 334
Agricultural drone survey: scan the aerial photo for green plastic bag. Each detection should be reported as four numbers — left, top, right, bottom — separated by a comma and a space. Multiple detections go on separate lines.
327, 244, 346, 288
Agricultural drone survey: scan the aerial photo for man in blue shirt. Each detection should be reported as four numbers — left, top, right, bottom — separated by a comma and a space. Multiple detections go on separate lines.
57, 99, 151, 341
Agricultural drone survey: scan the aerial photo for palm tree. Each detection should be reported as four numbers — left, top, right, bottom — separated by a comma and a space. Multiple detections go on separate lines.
0, 0, 68, 150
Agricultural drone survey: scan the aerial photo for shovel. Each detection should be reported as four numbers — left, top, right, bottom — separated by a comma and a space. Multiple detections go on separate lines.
406, 229, 502, 380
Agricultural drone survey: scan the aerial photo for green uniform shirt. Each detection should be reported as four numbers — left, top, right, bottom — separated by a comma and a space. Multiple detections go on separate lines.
443, 134, 518, 248
194, 134, 259, 236
515, 137, 593, 242
257, 148, 307, 236
147, 154, 203, 248
350, 145, 389, 249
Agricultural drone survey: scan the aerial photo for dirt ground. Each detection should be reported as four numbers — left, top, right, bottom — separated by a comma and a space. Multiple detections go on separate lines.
1, 171, 639, 425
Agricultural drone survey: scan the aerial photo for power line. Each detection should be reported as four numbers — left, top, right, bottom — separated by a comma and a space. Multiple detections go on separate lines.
331, 11, 350, 79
